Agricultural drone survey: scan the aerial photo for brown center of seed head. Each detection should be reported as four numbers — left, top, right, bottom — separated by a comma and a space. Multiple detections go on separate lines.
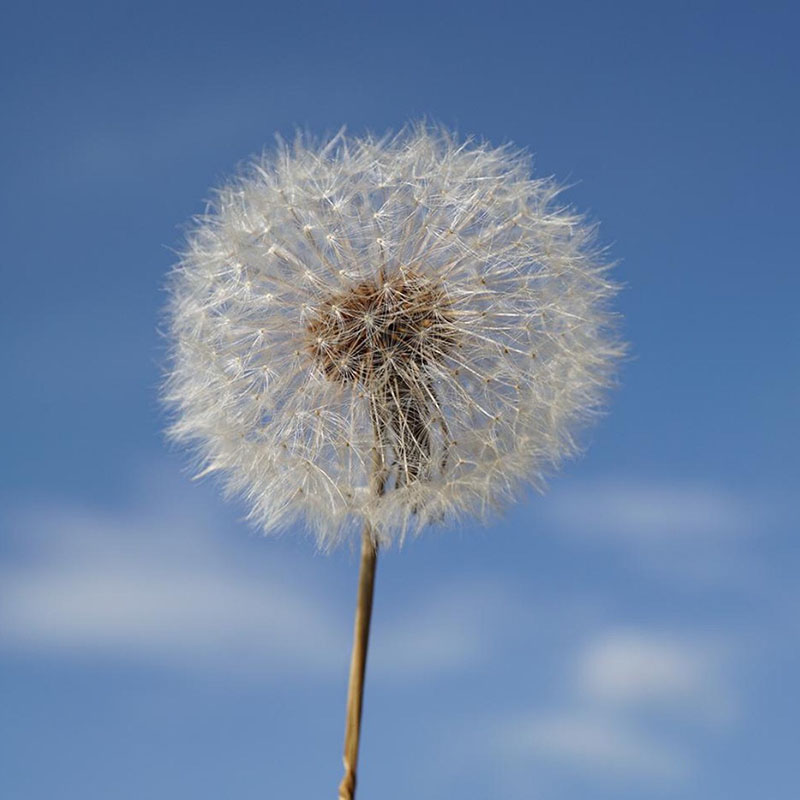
307, 270, 457, 386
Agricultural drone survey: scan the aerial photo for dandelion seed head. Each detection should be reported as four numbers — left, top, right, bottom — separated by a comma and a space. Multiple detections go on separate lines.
164, 124, 623, 547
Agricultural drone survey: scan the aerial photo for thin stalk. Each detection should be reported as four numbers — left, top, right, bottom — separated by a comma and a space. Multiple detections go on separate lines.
338, 409, 386, 800
337, 524, 378, 800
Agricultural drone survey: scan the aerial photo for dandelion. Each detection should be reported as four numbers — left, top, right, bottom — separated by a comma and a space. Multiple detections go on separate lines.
164, 124, 622, 798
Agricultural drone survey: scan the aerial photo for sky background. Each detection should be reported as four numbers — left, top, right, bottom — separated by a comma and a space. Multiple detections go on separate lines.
2, 1, 798, 798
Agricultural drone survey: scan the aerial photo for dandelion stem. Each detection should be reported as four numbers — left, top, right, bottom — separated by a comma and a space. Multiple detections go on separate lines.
337, 523, 378, 800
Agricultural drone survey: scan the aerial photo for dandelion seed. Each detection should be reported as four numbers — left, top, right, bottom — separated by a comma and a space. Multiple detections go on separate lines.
163, 123, 623, 799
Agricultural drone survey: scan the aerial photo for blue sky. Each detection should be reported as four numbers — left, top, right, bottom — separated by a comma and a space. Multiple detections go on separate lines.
1, 2, 798, 798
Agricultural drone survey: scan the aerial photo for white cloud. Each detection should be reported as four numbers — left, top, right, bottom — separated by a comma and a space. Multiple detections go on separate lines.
497, 711, 688, 779
538, 478, 772, 589
489, 628, 736, 782
577, 630, 734, 722
545, 480, 752, 542
0, 499, 347, 677
0, 469, 497, 682
579, 632, 703, 701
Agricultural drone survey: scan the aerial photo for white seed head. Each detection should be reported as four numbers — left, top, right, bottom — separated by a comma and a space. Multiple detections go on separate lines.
164, 124, 623, 547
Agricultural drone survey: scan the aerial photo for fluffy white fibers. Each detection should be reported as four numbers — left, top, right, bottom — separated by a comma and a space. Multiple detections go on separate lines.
164, 125, 623, 547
